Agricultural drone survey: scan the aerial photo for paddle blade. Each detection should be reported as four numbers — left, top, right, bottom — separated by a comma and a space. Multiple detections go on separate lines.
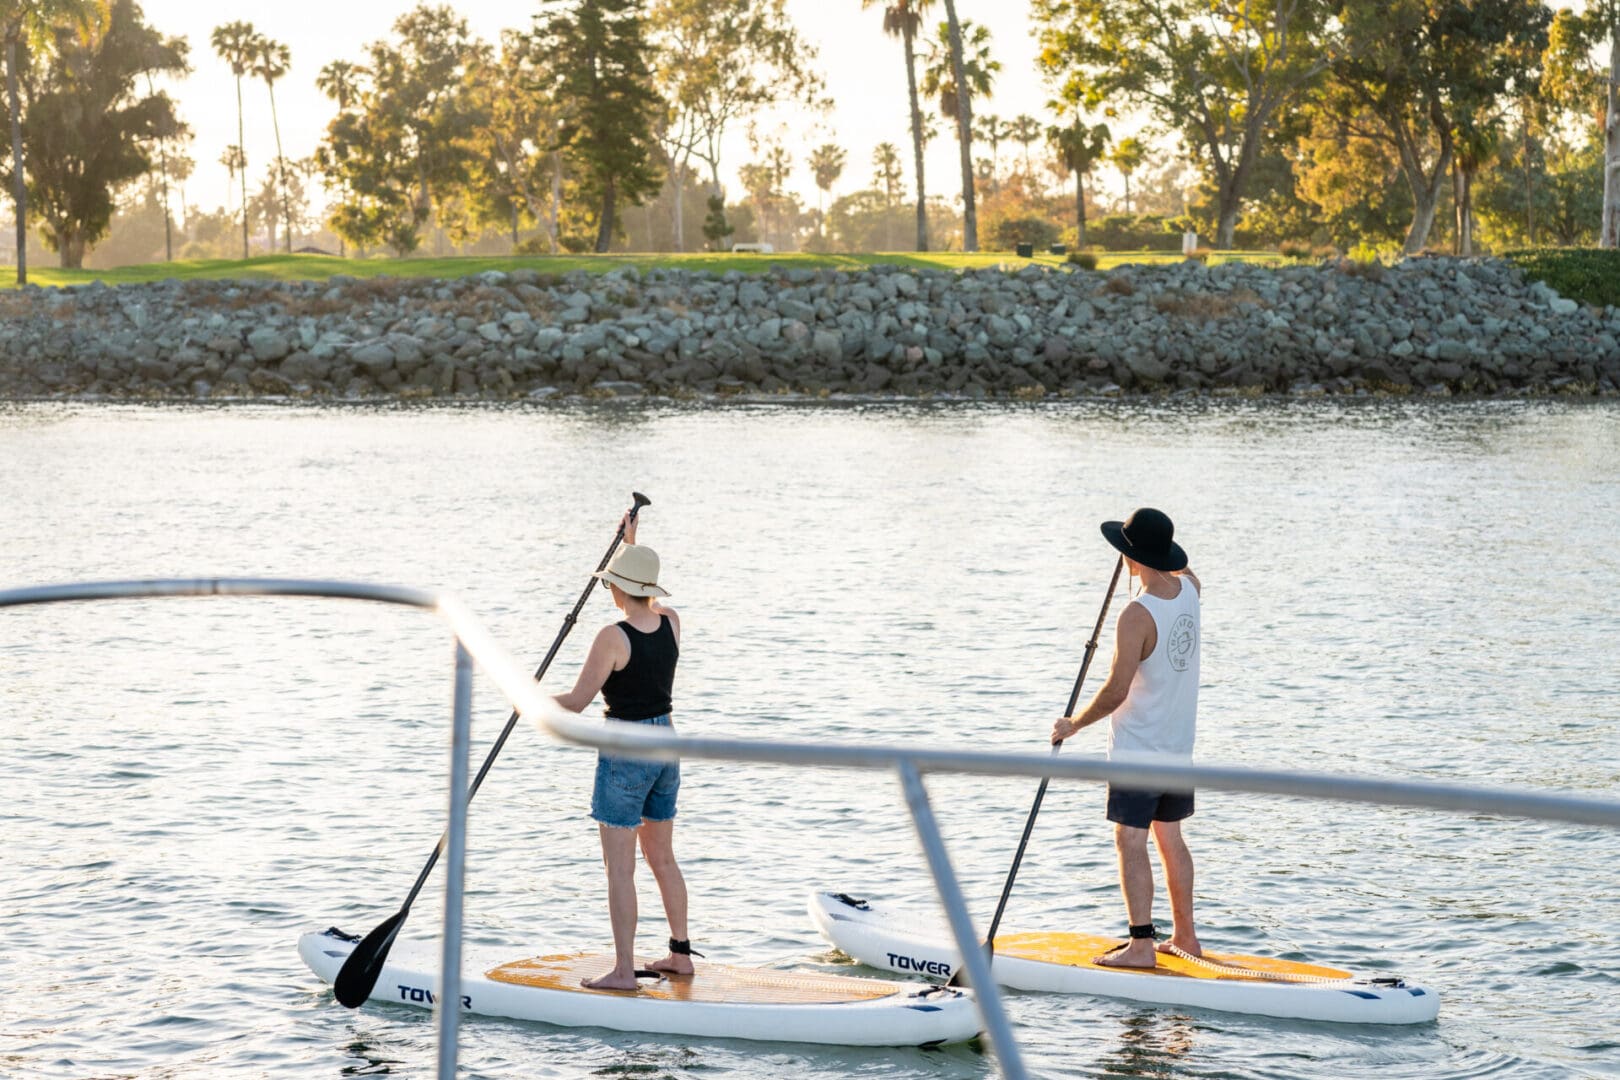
945, 943, 995, 989
333, 910, 406, 1008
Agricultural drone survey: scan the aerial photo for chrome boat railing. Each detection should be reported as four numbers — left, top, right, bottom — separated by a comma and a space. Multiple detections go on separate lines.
7, 577, 1619, 1080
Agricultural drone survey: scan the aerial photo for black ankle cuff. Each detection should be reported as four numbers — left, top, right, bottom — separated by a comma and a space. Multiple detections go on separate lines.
1128, 923, 1156, 939
669, 937, 706, 958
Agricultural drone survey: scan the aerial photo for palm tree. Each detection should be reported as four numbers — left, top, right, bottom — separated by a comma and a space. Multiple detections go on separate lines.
973, 112, 1006, 189
808, 143, 846, 229
1008, 114, 1041, 177
316, 59, 362, 110
861, 0, 934, 251
316, 60, 364, 258
252, 35, 293, 253
220, 144, 245, 217
2, 0, 108, 284
1111, 136, 1147, 215
211, 21, 258, 259
926, 8, 994, 251
1048, 117, 1110, 247
872, 141, 904, 251
171, 150, 194, 228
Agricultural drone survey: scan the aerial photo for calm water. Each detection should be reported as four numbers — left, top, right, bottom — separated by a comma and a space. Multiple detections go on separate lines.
1, 400, 1617, 1079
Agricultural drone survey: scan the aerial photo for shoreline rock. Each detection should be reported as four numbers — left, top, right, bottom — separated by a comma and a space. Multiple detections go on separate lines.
2, 258, 1618, 402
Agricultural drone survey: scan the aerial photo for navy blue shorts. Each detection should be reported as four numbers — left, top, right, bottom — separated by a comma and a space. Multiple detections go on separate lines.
1106, 786, 1194, 829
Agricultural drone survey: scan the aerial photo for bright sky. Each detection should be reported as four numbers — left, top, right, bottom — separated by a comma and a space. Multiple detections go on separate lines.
143, 0, 1059, 217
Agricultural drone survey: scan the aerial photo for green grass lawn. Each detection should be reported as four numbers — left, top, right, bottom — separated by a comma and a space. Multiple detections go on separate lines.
3, 249, 1284, 289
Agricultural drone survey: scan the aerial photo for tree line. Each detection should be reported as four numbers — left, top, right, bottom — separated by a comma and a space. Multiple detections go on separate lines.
5, 0, 1620, 281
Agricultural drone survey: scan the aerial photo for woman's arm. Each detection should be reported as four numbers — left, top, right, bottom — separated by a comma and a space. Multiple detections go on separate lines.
552, 625, 626, 714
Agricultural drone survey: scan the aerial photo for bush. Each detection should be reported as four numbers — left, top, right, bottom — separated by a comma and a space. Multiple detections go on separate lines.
1279, 240, 1312, 260
1503, 248, 1620, 308
985, 214, 1061, 251
1067, 250, 1099, 270
1086, 214, 1186, 252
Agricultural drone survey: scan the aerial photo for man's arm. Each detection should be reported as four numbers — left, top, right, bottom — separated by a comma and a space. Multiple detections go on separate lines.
1051, 603, 1152, 743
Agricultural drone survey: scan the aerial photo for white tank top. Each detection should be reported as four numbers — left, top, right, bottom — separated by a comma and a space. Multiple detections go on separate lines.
1107, 578, 1200, 762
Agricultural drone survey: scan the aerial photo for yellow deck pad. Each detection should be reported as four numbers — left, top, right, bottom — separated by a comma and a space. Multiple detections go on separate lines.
992, 933, 1352, 982
486, 953, 905, 1004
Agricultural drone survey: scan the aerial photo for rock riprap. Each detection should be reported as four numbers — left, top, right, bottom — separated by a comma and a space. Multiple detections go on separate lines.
1, 258, 1617, 400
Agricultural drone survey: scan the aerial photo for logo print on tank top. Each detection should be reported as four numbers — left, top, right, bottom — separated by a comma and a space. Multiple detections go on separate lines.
1166, 613, 1197, 671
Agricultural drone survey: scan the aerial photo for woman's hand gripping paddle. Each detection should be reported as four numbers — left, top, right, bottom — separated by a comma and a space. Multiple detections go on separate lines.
945, 554, 1125, 990
333, 492, 651, 1009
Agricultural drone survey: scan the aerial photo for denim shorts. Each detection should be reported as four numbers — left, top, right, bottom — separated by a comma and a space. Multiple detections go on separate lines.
590, 714, 680, 829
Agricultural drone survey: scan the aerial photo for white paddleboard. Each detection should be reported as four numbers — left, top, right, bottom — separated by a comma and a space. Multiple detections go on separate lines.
809, 892, 1439, 1025
299, 926, 980, 1046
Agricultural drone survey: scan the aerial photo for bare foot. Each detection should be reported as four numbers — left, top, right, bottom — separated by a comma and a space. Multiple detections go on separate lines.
581, 968, 641, 991
1095, 940, 1158, 970
1158, 935, 1202, 959
646, 952, 694, 976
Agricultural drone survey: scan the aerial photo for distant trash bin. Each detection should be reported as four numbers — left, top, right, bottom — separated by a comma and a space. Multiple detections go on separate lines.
1049, 244, 1067, 255
1181, 231, 1198, 255
1016, 243, 1035, 258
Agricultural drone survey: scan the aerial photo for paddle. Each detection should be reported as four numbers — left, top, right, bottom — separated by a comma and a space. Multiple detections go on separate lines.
333, 492, 651, 1009
946, 553, 1125, 990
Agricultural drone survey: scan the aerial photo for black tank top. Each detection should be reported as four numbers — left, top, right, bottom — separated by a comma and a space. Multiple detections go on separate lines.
600, 614, 678, 721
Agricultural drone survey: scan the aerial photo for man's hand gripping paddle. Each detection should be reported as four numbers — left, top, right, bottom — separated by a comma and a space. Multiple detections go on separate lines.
333, 492, 651, 1009
946, 554, 1125, 989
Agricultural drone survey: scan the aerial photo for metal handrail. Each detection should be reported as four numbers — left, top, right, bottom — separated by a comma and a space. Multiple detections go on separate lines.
8, 578, 1620, 1080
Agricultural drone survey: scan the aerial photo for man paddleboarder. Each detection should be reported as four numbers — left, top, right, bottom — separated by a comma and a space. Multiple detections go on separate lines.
552, 510, 698, 991
1052, 507, 1203, 969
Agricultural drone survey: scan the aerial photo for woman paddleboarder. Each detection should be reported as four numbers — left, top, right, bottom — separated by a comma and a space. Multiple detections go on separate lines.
552, 511, 696, 990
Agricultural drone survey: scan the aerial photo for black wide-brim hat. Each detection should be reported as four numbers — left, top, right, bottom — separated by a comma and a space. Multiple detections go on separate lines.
1100, 507, 1188, 573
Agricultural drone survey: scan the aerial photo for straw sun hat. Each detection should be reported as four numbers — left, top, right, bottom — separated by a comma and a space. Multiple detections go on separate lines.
594, 544, 670, 598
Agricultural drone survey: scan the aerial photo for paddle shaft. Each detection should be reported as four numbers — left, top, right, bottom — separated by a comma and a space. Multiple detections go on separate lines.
391, 493, 650, 917
968, 554, 1125, 972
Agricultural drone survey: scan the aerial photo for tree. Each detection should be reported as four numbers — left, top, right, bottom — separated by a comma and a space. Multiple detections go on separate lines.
459, 31, 564, 251
315, 6, 484, 256
536, 0, 662, 253
16, 0, 184, 267
701, 191, 732, 250
1007, 113, 1041, 176
210, 20, 257, 258
1035, 0, 1328, 250
648, 0, 823, 250
251, 34, 292, 253
140, 34, 189, 263
974, 111, 1006, 187
169, 145, 192, 222
809, 141, 846, 222
861, 0, 933, 250
1110, 136, 1146, 214
3, 0, 106, 282
936, 3, 984, 250
1048, 114, 1110, 245
219, 142, 243, 213
1325, 0, 1547, 253
1542, 4, 1620, 245
872, 141, 905, 249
